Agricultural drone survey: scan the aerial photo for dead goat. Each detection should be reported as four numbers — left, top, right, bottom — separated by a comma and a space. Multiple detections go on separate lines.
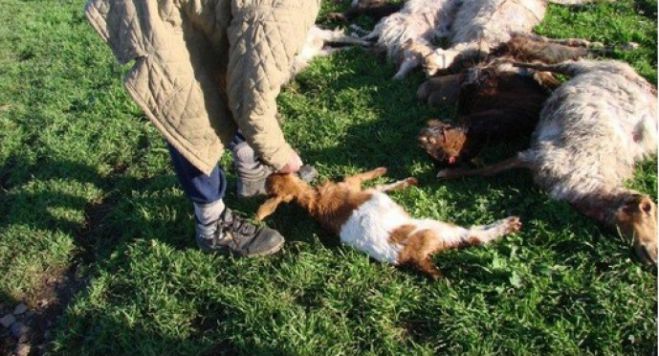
357, 0, 461, 79
436, 59, 658, 264
417, 64, 549, 165
416, 33, 599, 165
423, 0, 604, 75
256, 167, 522, 279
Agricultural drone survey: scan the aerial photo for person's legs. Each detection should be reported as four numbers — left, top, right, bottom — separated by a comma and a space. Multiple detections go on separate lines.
229, 132, 318, 195
167, 143, 227, 223
167, 143, 284, 257
229, 132, 272, 198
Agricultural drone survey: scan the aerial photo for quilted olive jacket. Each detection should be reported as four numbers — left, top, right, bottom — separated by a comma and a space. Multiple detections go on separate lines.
86, 0, 321, 174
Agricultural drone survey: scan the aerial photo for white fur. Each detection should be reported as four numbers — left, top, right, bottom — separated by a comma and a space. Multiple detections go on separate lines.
340, 192, 409, 264
519, 60, 657, 203
362, 0, 460, 78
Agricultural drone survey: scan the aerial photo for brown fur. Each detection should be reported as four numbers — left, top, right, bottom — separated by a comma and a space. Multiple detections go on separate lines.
571, 190, 658, 263
490, 33, 593, 65
391, 227, 445, 279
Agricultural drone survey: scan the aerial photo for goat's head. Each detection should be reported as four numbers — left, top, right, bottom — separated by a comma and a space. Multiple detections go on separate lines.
256, 173, 308, 221
418, 119, 468, 165
614, 193, 657, 265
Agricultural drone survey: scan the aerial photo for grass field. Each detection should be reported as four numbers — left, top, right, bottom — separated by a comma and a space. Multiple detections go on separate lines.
0, 0, 656, 354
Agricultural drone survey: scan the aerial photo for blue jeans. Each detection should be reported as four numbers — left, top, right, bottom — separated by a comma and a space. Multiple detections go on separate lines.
167, 134, 245, 204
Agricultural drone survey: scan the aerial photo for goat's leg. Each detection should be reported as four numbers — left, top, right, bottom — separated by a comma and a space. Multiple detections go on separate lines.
317, 28, 372, 47
421, 216, 521, 250
343, 167, 388, 187
352, 24, 378, 40
396, 229, 445, 279
437, 156, 526, 179
512, 61, 594, 77
541, 37, 603, 49
393, 57, 420, 80
463, 216, 522, 246
375, 177, 418, 192
414, 258, 443, 280
513, 32, 602, 49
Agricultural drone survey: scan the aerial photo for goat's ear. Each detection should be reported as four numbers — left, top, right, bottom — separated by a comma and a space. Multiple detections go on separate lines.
256, 196, 284, 221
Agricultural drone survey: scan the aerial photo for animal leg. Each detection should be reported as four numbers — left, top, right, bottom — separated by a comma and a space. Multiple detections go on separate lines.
352, 24, 377, 39
375, 177, 418, 192
464, 216, 522, 245
437, 156, 526, 179
317, 28, 373, 47
424, 43, 479, 76
415, 258, 443, 280
396, 228, 445, 279
512, 32, 602, 49
343, 167, 388, 187
393, 56, 420, 80
540, 37, 603, 49
513, 61, 583, 76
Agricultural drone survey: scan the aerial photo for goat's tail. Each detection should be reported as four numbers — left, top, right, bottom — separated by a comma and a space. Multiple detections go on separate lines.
437, 156, 527, 179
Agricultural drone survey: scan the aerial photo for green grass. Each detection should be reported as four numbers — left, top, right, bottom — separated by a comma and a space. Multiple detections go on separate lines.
0, 0, 656, 354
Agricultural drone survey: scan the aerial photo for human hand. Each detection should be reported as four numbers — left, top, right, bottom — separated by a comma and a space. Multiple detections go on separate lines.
277, 151, 303, 174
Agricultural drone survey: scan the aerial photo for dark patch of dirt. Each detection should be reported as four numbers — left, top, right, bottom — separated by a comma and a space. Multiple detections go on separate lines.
0, 163, 126, 355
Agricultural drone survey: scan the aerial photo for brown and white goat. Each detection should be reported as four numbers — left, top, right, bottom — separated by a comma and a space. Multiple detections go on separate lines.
256, 168, 522, 278
416, 33, 596, 165
437, 59, 658, 264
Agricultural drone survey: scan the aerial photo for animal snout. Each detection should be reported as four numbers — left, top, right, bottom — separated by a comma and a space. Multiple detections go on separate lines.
417, 130, 437, 146
634, 237, 657, 266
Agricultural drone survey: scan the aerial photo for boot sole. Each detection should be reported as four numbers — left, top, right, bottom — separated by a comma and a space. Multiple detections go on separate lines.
196, 235, 285, 258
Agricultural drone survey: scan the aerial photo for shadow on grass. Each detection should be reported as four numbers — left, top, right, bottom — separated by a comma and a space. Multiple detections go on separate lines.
51, 308, 279, 355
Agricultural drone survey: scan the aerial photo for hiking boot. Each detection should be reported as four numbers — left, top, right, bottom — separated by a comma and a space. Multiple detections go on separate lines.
196, 208, 284, 257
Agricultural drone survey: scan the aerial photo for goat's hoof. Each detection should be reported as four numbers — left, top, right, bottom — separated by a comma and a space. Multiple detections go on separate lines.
436, 169, 451, 178
405, 177, 418, 186
326, 12, 346, 22
373, 167, 388, 175
504, 216, 522, 234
